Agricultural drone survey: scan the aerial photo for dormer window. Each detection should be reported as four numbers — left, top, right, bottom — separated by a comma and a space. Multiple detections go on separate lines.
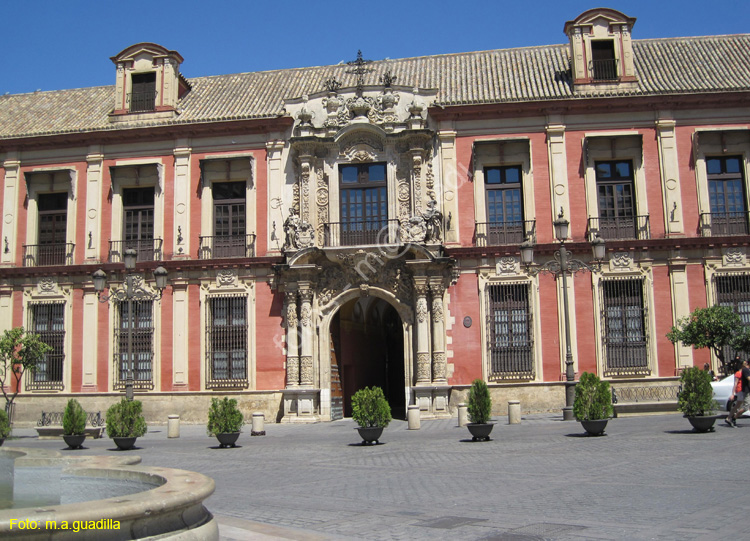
590, 40, 617, 81
130, 72, 156, 112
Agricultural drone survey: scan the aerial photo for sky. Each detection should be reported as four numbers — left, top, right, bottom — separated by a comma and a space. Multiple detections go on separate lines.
1, 0, 748, 96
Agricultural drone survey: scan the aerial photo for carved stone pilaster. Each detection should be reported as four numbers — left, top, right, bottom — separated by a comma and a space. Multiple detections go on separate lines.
416, 352, 432, 382
432, 352, 447, 381
285, 290, 300, 387
287, 357, 300, 388
416, 296, 428, 324
414, 276, 431, 384
300, 356, 314, 387
299, 288, 314, 387
429, 280, 447, 384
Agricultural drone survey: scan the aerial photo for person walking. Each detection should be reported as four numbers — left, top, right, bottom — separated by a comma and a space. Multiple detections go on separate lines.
726, 359, 750, 427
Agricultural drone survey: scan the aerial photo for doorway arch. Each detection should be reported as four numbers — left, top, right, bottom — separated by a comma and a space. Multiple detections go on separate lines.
329, 296, 406, 420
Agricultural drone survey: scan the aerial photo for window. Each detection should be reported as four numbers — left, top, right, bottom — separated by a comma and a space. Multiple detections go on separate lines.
706, 156, 747, 236
487, 283, 533, 380
595, 160, 638, 240
26, 303, 65, 390
715, 274, 750, 365
122, 187, 156, 261
601, 279, 649, 376
483, 166, 524, 245
211, 182, 247, 258
29, 192, 69, 266
114, 300, 154, 390
206, 296, 248, 388
338, 163, 388, 246
130, 72, 156, 112
590, 40, 617, 81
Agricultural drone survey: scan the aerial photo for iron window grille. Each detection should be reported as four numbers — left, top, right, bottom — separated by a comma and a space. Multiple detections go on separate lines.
486, 283, 534, 380
600, 277, 650, 376
205, 296, 249, 389
113, 300, 155, 391
714, 273, 750, 369
26, 302, 65, 391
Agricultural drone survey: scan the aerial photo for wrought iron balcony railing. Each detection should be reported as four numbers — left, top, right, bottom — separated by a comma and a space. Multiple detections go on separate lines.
109, 238, 163, 263
323, 219, 400, 247
587, 215, 650, 241
589, 58, 619, 81
699, 211, 750, 237
199, 234, 256, 259
128, 90, 157, 113
474, 220, 536, 247
23, 242, 75, 267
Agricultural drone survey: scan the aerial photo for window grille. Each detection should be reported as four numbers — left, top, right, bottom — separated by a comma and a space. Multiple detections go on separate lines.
714, 273, 750, 370
113, 300, 154, 391
600, 278, 650, 376
486, 283, 534, 380
26, 302, 65, 391
206, 296, 249, 389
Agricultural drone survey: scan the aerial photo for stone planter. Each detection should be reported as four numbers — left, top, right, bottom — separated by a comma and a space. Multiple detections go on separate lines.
356, 426, 384, 445
580, 419, 609, 436
63, 434, 87, 449
687, 415, 717, 433
215, 432, 241, 448
467, 423, 494, 441
112, 436, 138, 450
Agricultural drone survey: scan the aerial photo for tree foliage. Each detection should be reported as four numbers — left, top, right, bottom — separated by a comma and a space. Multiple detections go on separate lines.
0, 327, 52, 413
351, 386, 392, 428
206, 397, 244, 435
62, 398, 87, 436
467, 379, 492, 424
677, 366, 717, 417
573, 372, 613, 421
105, 398, 147, 438
666, 305, 745, 374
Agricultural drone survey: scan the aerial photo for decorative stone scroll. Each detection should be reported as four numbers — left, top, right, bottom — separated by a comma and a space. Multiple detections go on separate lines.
723, 247, 746, 267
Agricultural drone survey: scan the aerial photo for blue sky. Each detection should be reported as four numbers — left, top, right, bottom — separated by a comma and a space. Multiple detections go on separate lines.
1, 0, 748, 95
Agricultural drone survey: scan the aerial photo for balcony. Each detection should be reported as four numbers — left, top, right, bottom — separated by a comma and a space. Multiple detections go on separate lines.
128, 90, 157, 113
323, 219, 400, 248
23, 242, 74, 267
199, 234, 256, 259
587, 216, 650, 241
589, 58, 618, 81
699, 211, 750, 237
109, 239, 163, 263
475, 221, 536, 247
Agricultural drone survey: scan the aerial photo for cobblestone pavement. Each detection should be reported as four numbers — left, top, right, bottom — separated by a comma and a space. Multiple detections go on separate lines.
8, 412, 746, 540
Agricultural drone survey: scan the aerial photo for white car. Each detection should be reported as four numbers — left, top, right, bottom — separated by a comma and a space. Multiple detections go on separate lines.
711, 375, 750, 416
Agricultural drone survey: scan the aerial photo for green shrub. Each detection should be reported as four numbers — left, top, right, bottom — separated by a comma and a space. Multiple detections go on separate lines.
62, 398, 87, 435
678, 366, 717, 417
105, 398, 147, 438
0, 409, 9, 439
351, 387, 392, 428
467, 379, 492, 424
573, 372, 613, 421
207, 397, 244, 436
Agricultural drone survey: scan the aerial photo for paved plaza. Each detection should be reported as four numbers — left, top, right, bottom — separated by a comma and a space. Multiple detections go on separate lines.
7, 412, 746, 540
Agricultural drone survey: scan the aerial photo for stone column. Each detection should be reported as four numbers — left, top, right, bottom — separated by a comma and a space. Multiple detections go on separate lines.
1, 153, 20, 266
546, 118, 570, 233
414, 276, 431, 384
266, 140, 285, 254
173, 142, 192, 258
429, 280, 447, 383
85, 147, 104, 262
298, 286, 314, 387
285, 288, 300, 387
81, 285, 99, 391
656, 118, 685, 236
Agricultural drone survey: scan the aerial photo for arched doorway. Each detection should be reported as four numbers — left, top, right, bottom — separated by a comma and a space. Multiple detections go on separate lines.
330, 297, 405, 420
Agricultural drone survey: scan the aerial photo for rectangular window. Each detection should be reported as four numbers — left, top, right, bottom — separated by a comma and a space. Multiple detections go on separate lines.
338, 163, 388, 246
123, 187, 156, 261
601, 279, 649, 376
212, 181, 247, 258
715, 274, 750, 367
114, 300, 154, 390
26, 303, 65, 390
487, 283, 533, 380
206, 296, 248, 388
36, 192, 68, 266
130, 72, 156, 112
483, 165, 524, 245
706, 156, 747, 235
595, 160, 638, 240
590, 40, 618, 80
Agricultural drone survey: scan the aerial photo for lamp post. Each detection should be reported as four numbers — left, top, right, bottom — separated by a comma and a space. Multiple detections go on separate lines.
92, 248, 168, 401
519, 210, 606, 421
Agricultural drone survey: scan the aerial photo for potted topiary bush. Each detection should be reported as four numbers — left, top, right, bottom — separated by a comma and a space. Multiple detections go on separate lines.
351, 386, 391, 445
573, 372, 613, 436
0, 409, 9, 446
106, 398, 147, 450
62, 398, 87, 449
466, 379, 494, 441
678, 366, 718, 433
207, 397, 244, 448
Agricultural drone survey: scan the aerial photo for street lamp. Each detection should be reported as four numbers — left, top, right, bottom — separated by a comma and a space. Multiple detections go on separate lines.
519, 209, 606, 421
92, 249, 168, 401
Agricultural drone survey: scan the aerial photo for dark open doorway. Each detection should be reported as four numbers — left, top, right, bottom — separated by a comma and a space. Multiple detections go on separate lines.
330, 297, 405, 420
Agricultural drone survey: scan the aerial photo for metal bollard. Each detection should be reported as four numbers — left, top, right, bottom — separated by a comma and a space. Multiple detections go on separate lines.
508, 400, 521, 424
251, 412, 266, 436
458, 403, 468, 427
167, 414, 180, 438
407, 404, 420, 430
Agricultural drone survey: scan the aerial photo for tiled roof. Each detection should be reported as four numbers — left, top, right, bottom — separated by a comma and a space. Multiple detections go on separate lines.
1, 35, 749, 140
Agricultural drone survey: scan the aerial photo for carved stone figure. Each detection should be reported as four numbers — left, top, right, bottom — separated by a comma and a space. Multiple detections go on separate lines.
284, 208, 301, 250
424, 198, 443, 243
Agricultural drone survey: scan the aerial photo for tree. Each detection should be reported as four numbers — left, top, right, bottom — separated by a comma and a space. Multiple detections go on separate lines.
666, 305, 745, 376
0, 327, 52, 415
